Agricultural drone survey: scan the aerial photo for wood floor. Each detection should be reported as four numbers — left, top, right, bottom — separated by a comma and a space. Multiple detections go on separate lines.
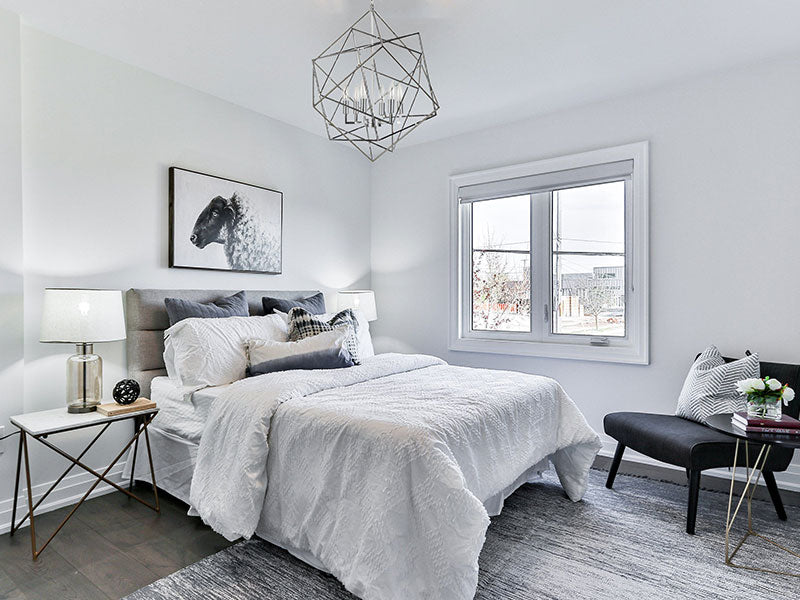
0, 486, 232, 599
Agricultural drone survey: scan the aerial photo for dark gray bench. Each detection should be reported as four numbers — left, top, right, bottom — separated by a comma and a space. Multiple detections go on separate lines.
604, 357, 800, 534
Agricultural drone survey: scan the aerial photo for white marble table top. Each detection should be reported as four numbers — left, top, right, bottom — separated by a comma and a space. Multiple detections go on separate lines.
10, 406, 158, 436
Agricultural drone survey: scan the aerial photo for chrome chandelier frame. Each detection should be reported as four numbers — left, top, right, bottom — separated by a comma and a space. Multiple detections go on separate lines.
312, 1, 439, 161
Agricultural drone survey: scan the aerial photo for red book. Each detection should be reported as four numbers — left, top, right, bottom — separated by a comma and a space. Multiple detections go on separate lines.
732, 422, 800, 435
732, 411, 800, 429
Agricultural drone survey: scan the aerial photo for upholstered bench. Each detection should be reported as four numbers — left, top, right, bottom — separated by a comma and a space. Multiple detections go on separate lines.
604, 358, 800, 534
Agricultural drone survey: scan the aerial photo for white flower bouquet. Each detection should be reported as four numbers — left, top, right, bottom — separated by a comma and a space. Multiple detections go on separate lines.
735, 376, 796, 419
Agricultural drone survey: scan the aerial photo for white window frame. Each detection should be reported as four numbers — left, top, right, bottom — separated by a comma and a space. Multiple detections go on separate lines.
449, 141, 649, 364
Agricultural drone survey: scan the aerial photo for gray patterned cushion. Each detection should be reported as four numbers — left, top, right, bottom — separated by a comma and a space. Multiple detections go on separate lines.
675, 346, 759, 424
287, 307, 360, 364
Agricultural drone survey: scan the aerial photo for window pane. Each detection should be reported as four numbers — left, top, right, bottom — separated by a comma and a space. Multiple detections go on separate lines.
471, 195, 530, 332
473, 251, 531, 331
472, 195, 530, 251
553, 181, 624, 253
552, 255, 625, 337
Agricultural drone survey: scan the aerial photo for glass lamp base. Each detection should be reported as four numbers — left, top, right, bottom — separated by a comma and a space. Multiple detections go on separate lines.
68, 402, 99, 414
66, 344, 103, 413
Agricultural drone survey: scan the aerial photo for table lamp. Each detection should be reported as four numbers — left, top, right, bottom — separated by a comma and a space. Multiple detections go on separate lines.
39, 289, 126, 413
337, 290, 377, 322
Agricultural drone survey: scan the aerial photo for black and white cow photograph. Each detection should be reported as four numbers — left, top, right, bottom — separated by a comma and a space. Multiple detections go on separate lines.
169, 167, 282, 273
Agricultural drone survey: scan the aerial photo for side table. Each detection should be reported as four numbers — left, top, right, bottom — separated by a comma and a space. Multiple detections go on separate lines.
9, 406, 160, 560
706, 413, 800, 576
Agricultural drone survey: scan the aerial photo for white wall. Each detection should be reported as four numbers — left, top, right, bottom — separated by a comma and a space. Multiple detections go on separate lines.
0, 7, 24, 529
370, 55, 800, 487
0, 26, 372, 532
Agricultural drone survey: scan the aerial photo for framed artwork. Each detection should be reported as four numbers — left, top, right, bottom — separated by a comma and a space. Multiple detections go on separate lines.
169, 167, 283, 274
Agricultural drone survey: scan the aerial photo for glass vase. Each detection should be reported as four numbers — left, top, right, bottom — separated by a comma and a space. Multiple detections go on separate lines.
746, 398, 782, 420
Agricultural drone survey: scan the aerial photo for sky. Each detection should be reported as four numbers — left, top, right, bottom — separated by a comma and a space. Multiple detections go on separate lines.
472, 181, 624, 274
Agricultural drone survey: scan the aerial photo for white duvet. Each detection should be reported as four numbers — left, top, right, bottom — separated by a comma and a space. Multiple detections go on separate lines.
189, 353, 601, 600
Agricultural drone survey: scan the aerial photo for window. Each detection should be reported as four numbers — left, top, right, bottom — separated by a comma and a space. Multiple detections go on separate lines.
450, 142, 648, 364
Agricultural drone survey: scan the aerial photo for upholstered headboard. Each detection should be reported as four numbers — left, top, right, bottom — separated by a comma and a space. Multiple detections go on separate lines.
126, 289, 320, 396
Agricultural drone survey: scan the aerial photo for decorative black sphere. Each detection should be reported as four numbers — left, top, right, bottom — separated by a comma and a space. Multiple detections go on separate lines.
113, 379, 140, 405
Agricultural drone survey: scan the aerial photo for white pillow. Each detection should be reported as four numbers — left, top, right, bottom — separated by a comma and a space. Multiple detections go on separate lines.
163, 315, 288, 387
274, 308, 375, 360
247, 328, 349, 366
674, 346, 759, 424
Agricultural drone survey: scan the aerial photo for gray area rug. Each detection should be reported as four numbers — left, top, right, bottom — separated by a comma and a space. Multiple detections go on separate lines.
126, 469, 800, 599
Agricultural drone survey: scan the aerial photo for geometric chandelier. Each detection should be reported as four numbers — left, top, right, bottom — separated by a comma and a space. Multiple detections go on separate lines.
312, 0, 439, 161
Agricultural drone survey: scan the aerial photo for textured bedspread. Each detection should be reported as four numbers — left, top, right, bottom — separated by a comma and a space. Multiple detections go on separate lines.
189, 353, 601, 600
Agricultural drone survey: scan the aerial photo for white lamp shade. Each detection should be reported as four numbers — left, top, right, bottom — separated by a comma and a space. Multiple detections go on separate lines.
337, 290, 377, 321
40, 289, 126, 343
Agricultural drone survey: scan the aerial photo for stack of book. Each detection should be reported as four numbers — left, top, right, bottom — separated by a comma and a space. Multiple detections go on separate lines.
731, 411, 800, 435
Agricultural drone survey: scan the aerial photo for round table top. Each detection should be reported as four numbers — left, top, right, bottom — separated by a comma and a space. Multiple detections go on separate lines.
706, 413, 800, 449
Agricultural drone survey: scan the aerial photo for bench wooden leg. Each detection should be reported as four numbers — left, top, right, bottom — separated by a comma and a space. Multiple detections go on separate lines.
762, 470, 787, 521
606, 443, 625, 489
687, 469, 701, 535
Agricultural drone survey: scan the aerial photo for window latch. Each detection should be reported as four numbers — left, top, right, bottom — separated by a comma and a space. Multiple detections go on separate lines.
543, 304, 549, 323
590, 337, 610, 346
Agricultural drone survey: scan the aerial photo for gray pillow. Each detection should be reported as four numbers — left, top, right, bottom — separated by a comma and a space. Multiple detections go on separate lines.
165, 291, 249, 326
675, 345, 759, 424
262, 292, 326, 316
246, 347, 354, 377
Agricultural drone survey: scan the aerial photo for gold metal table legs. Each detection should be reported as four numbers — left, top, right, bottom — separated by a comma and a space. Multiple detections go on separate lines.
724, 438, 799, 576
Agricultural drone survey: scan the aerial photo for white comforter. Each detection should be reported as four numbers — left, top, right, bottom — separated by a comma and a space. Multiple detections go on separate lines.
189, 353, 601, 600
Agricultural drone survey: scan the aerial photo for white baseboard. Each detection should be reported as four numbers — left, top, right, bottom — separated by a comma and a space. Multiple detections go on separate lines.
0, 461, 127, 535
598, 435, 800, 492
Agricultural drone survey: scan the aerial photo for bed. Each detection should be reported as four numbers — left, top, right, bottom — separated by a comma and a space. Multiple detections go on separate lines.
123, 288, 601, 600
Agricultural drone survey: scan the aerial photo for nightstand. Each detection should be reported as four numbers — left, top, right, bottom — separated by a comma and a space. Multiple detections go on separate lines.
9, 406, 160, 560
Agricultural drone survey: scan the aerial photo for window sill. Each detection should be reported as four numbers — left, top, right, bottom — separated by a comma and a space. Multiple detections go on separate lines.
448, 336, 649, 365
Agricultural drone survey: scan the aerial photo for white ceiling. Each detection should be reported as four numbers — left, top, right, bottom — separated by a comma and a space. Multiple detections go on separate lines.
3, 0, 800, 146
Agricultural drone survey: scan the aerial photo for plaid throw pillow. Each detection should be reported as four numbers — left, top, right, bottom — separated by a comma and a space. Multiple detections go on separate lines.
288, 307, 361, 364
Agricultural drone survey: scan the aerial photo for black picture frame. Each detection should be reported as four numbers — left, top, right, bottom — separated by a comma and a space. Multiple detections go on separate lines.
169, 167, 283, 274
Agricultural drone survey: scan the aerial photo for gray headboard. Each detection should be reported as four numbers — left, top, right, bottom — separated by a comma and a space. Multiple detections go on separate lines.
126, 289, 320, 396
